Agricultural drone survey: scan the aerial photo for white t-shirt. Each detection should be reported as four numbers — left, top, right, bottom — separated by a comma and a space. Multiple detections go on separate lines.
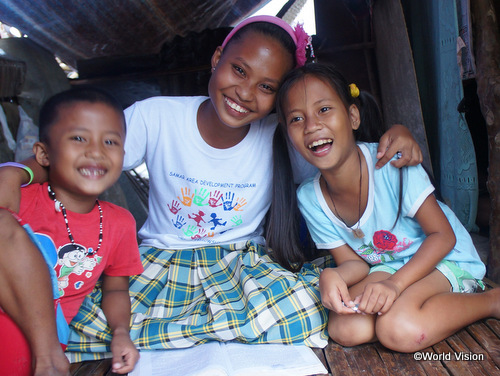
124, 96, 286, 249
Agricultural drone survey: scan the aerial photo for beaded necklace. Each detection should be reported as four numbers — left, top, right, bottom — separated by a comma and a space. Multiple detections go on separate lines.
47, 184, 103, 255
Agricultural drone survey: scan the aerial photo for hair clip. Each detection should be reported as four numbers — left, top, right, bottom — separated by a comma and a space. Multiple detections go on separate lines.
293, 23, 311, 67
349, 83, 360, 98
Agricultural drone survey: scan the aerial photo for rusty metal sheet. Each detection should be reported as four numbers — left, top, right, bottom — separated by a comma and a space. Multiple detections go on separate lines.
0, 0, 269, 67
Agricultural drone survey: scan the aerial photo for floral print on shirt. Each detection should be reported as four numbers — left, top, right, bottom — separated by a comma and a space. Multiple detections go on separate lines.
358, 230, 413, 264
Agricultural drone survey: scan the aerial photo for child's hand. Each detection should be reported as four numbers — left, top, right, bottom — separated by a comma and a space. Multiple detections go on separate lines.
319, 268, 357, 314
110, 329, 140, 374
356, 279, 401, 315
376, 124, 423, 169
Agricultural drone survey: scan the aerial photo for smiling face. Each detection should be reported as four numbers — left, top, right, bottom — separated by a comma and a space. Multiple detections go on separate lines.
283, 74, 360, 172
208, 30, 294, 130
35, 101, 125, 209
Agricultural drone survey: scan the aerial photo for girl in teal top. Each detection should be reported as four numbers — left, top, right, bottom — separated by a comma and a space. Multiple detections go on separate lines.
273, 62, 500, 352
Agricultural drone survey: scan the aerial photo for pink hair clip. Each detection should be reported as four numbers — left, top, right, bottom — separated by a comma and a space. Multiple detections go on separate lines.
293, 23, 312, 67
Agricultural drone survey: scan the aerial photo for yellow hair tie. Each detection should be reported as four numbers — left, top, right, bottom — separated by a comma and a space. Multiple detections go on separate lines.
349, 83, 360, 98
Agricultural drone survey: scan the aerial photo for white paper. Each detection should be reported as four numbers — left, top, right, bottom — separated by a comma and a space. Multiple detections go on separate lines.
129, 342, 327, 376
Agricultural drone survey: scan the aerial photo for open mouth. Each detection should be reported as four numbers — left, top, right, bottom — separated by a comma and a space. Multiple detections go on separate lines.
79, 167, 106, 177
225, 97, 249, 114
308, 139, 333, 152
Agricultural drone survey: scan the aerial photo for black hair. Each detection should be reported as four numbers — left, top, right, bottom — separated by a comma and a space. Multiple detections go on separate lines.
266, 124, 305, 271
275, 63, 387, 142
38, 87, 125, 143
223, 21, 297, 67
267, 63, 402, 270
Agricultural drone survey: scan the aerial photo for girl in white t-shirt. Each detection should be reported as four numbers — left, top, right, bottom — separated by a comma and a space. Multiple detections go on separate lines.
274, 62, 500, 352
0, 16, 423, 357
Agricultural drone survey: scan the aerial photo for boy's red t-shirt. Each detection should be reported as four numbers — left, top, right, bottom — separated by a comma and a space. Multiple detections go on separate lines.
18, 182, 144, 323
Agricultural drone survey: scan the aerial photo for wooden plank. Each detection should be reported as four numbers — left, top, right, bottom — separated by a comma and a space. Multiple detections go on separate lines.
371, 342, 445, 376
69, 362, 83, 374
359, 344, 390, 376
372, 0, 432, 174
312, 347, 330, 375
485, 318, 500, 337
343, 345, 377, 375
324, 342, 356, 376
466, 321, 500, 368
70, 359, 112, 376
432, 340, 480, 376
391, 350, 427, 376
445, 331, 491, 376
454, 328, 500, 375
483, 278, 499, 289
371, 343, 404, 375
415, 347, 452, 376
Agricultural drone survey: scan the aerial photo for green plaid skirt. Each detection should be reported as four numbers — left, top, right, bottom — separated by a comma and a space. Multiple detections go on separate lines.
66, 242, 328, 361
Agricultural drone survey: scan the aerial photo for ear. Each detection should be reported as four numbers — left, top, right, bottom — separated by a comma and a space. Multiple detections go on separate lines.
211, 46, 223, 71
349, 104, 361, 131
33, 141, 51, 167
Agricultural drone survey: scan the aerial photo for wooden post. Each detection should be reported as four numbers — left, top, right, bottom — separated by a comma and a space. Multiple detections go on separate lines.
471, 0, 500, 283
372, 0, 432, 174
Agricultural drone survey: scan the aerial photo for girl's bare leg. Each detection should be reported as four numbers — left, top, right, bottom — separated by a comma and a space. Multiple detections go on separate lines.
327, 271, 391, 346
376, 269, 500, 352
0, 210, 69, 376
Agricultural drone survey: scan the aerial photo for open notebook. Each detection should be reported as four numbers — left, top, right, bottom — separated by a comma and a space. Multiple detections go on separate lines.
129, 341, 328, 376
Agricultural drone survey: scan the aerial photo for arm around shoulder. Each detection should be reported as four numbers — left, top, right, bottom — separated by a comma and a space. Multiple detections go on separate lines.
376, 124, 423, 169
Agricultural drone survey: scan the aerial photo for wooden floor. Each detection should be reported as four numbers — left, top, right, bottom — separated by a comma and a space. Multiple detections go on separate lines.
69, 318, 500, 376
313, 318, 500, 376
70, 281, 500, 376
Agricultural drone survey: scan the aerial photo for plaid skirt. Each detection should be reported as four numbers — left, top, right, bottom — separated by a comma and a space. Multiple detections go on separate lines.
66, 242, 328, 361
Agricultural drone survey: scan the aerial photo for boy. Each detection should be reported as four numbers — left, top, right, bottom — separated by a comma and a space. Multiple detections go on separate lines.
0, 88, 143, 375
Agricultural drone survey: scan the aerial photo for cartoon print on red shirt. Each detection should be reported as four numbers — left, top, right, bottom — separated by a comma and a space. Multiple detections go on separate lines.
56, 243, 102, 296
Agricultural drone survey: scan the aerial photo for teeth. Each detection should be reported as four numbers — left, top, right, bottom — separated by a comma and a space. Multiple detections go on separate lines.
80, 168, 105, 176
308, 139, 333, 149
225, 98, 249, 113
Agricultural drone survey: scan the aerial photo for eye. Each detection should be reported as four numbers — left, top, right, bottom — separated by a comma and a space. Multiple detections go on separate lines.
288, 115, 303, 125
104, 139, 120, 146
232, 64, 245, 77
71, 135, 85, 142
259, 83, 276, 94
319, 106, 331, 113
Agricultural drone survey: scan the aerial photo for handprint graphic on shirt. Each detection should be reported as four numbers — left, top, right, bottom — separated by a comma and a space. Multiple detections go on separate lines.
193, 188, 209, 206
231, 215, 243, 227
177, 187, 194, 206
192, 228, 207, 239
172, 215, 186, 229
167, 200, 182, 214
221, 192, 236, 211
208, 191, 223, 208
233, 197, 247, 212
183, 224, 197, 237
